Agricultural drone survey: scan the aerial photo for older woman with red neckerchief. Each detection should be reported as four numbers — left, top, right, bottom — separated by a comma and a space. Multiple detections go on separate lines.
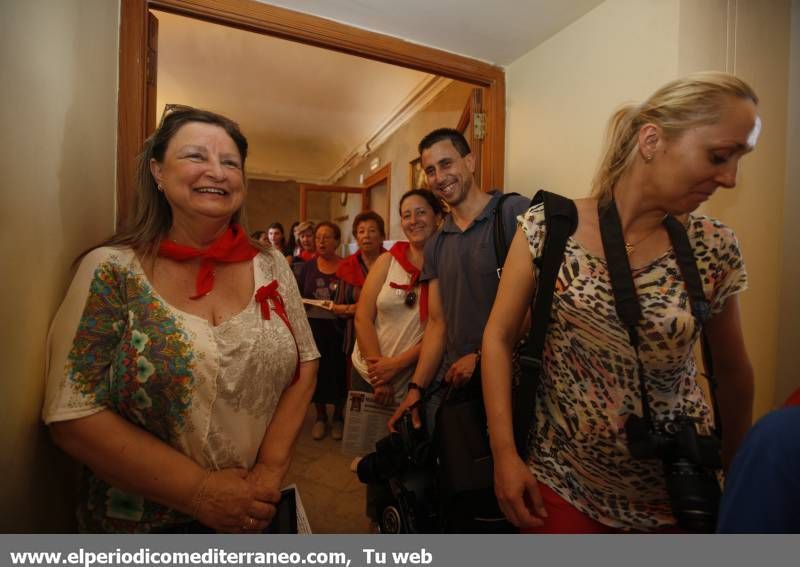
42, 107, 319, 533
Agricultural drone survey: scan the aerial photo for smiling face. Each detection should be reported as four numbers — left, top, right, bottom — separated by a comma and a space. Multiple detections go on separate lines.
400, 194, 441, 246
421, 139, 476, 208
150, 121, 245, 225
646, 97, 760, 213
355, 219, 383, 255
315, 225, 339, 257
268, 227, 284, 248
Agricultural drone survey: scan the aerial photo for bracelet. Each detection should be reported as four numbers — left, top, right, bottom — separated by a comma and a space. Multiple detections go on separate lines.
190, 470, 212, 519
407, 382, 424, 395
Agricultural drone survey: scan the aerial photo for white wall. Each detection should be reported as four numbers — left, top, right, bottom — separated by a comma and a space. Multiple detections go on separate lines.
0, 0, 120, 531
505, 0, 679, 199
506, 0, 794, 417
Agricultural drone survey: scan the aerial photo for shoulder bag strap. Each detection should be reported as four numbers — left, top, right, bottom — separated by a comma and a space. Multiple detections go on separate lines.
493, 192, 521, 278
513, 190, 577, 456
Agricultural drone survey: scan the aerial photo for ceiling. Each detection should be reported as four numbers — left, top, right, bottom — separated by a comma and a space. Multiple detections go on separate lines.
257, 0, 605, 65
154, 1, 603, 184
155, 10, 449, 184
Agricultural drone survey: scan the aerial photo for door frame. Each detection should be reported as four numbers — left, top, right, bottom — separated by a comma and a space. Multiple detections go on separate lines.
117, 0, 506, 226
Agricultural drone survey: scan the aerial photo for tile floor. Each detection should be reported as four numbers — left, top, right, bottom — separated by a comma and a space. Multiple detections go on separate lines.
284, 407, 372, 534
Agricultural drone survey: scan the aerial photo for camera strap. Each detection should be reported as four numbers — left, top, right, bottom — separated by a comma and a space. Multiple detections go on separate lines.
598, 199, 720, 437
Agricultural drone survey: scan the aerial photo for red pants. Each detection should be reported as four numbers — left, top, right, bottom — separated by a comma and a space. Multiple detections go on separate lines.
522, 484, 616, 534
521, 484, 684, 534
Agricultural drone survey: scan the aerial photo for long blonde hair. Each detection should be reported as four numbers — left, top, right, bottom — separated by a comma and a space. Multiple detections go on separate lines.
591, 72, 758, 204
78, 107, 253, 264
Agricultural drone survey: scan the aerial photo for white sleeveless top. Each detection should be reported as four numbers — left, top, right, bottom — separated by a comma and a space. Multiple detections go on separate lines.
351, 255, 424, 403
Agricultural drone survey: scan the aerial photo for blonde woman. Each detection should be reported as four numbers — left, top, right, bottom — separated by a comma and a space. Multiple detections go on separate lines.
482, 73, 758, 533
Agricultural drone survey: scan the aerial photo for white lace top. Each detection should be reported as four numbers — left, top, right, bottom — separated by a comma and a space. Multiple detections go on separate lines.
43, 246, 319, 532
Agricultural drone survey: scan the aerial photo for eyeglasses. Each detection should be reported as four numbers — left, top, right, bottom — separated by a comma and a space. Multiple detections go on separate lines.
157, 103, 196, 130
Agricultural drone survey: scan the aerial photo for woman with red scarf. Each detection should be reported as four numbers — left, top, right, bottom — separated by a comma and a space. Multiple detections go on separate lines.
42, 107, 319, 533
353, 190, 444, 406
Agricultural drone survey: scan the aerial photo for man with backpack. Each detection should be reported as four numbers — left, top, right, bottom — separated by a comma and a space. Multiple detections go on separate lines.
388, 128, 529, 438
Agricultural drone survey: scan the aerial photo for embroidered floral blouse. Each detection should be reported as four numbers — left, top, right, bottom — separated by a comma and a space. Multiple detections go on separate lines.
42, 246, 319, 532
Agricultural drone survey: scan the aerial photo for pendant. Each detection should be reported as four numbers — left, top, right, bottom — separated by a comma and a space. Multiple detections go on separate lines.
625, 242, 634, 256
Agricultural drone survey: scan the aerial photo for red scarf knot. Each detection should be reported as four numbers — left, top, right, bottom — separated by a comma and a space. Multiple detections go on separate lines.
255, 279, 285, 321
157, 224, 259, 299
388, 241, 429, 322
255, 279, 300, 385
336, 248, 387, 288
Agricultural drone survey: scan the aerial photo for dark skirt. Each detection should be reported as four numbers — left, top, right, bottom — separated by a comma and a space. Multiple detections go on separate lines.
309, 318, 347, 405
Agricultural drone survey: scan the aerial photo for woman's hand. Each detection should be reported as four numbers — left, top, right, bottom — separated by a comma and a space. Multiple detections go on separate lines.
365, 356, 402, 385
493, 451, 547, 530
387, 389, 421, 431
193, 468, 278, 533
372, 383, 395, 406
331, 303, 355, 318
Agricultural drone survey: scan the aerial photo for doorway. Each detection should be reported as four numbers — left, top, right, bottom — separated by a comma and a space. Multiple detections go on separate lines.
117, 0, 506, 227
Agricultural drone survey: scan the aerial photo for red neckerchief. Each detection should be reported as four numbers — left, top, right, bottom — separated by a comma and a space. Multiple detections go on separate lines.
255, 279, 300, 385
158, 224, 258, 299
388, 241, 428, 322
336, 248, 387, 288
298, 250, 316, 262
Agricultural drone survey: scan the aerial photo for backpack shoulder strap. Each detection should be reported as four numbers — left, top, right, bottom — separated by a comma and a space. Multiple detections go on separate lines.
513, 190, 577, 455
493, 192, 522, 277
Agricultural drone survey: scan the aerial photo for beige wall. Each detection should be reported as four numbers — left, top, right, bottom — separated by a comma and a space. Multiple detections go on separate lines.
506, 0, 679, 200
334, 81, 473, 242
0, 0, 120, 531
694, 1, 792, 415
775, 0, 800, 405
245, 179, 300, 239
506, 0, 794, 417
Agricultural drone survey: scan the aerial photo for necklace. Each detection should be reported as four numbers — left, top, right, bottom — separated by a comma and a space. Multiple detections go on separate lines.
624, 215, 667, 256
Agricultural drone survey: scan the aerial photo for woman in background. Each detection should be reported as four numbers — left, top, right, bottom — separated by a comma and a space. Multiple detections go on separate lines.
297, 221, 351, 440
267, 222, 290, 256
336, 211, 387, 362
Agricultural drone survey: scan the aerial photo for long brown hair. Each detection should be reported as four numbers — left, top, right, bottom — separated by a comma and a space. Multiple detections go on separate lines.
78, 107, 251, 263
591, 72, 758, 204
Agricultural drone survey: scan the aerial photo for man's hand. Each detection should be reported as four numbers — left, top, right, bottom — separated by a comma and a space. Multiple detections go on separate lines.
444, 352, 478, 387
387, 389, 422, 431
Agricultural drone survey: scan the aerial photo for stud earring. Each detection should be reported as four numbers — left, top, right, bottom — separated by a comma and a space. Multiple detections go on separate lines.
645, 154, 653, 163
157, 184, 164, 192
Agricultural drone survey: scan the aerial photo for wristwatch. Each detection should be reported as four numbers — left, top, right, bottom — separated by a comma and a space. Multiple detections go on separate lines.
407, 382, 424, 396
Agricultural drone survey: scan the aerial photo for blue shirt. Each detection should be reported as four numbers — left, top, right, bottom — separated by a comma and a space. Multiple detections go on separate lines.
422, 191, 531, 369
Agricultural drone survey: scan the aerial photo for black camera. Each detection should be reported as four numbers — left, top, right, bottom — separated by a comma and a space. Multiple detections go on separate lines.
625, 413, 722, 532
355, 412, 438, 533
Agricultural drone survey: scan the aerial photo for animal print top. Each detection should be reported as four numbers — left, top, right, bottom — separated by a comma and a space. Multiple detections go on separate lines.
520, 203, 747, 531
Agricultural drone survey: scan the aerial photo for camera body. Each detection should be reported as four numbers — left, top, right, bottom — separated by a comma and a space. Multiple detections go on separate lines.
625, 413, 722, 532
355, 412, 438, 533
